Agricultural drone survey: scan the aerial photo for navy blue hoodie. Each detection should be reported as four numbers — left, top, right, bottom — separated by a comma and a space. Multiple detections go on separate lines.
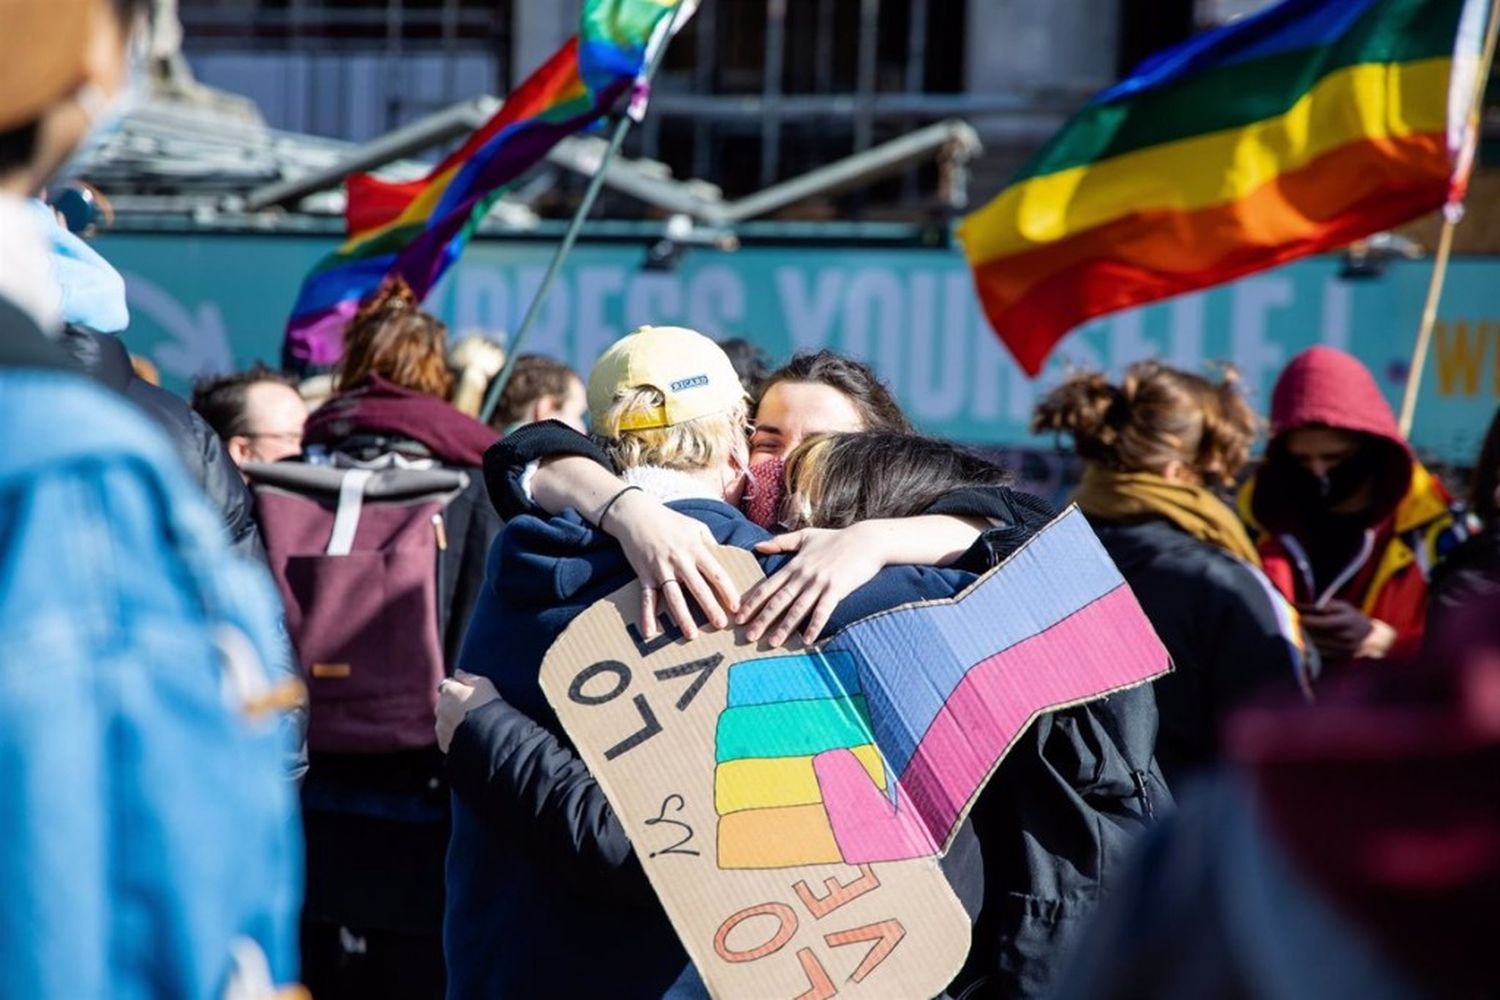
444, 496, 981, 1000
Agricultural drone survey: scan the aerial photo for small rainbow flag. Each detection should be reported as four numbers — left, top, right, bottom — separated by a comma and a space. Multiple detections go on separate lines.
283, 0, 695, 370
959, 0, 1486, 377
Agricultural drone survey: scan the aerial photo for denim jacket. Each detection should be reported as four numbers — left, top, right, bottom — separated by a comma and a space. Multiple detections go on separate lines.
0, 367, 301, 998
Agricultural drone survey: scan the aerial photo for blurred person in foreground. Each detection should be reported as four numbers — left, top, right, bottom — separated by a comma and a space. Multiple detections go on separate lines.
1052, 593, 1500, 1000
285, 280, 500, 1000
485, 352, 587, 434
32, 177, 274, 566
1427, 406, 1500, 634
192, 364, 309, 469
1240, 347, 1469, 667
0, 0, 302, 996
1034, 362, 1315, 786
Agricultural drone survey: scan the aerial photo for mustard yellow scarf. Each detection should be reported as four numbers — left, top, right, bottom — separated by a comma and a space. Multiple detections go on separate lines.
1073, 464, 1262, 566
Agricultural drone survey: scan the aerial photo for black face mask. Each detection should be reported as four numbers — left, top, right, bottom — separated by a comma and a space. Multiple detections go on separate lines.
1285, 444, 1377, 512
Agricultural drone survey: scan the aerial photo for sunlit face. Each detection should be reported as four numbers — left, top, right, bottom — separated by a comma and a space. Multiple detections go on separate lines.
748, 381, 866, 467
1283, 426, 1362, 479
536, 376, 588, 433
231, 381, 308, 466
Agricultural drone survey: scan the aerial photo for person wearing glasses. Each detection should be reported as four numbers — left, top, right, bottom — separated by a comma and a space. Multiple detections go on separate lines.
193, 363, 309, 469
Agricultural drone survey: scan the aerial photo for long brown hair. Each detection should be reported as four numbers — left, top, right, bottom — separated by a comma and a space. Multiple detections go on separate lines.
1031, 361, 1257, 487
336, 279, 453, 398
784, 432, 1010, 529
759, 351, 912, 435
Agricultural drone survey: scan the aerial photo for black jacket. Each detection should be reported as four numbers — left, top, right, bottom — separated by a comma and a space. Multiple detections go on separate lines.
60, 328, 265, 565
449, 494, 989, 1000
455, 423, 1169, 999
1427, 524, 1500, 637
1089, 517, 1314, 788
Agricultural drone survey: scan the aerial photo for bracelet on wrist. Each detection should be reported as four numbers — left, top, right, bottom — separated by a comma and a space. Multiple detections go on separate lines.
597, 484, 644, 531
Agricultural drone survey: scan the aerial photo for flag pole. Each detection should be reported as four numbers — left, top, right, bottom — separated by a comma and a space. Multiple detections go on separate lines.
1396, 217, 1457, 438
480, 6, 688, 426
1397, 0, 1500, 438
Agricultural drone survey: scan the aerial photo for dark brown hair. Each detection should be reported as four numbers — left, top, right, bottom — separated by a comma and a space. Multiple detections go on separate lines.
336, 279, 453, 399
784, 432, 1010, 529
717, 338, 774, 398
1031, 361, 1257, 487
191, 363, 297, 440
759, 351, 912, 435
1472, 406, 1500, 522
491, 354, 580, 429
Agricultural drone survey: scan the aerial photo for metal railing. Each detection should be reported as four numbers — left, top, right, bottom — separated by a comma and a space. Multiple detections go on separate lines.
178, 1, 500, 43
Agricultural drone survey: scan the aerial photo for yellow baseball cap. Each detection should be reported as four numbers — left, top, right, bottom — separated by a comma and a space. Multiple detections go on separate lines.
0, 0, 94, 132
587, 326, 747, 432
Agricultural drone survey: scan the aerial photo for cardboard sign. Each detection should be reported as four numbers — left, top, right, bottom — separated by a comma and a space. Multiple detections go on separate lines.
540, 507, 1171, 998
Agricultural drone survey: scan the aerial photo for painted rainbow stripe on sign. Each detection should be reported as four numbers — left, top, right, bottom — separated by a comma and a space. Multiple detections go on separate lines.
714, 507, 1171, 869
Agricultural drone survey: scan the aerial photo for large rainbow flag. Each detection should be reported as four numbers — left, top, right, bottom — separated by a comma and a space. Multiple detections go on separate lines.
283, 0, 694, 369
959, 0, 1487, 377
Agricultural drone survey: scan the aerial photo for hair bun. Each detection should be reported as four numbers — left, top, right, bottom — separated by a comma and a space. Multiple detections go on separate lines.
1030, 371, 1127, 463
353, 277, 420, 328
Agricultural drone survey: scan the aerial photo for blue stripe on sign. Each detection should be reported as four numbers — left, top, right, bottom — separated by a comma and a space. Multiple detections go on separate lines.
826, 507, 1124, 775
726, 650, 861, 708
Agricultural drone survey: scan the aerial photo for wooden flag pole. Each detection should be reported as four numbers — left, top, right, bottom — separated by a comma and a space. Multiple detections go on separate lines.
1397, 0, 1500, 438
1397, 216, 1457, 438
479, 5, 689, 427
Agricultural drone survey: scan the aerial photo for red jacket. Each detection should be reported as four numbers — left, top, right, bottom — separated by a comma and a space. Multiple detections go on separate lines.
1239, 347, 1466, 655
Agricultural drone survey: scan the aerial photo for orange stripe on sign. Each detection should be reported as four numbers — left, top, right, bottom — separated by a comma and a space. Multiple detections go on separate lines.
972, 132, 1449, 375
718, 804, 843, 869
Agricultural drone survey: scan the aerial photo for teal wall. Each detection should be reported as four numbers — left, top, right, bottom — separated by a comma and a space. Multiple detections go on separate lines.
96, 232, 1500, 465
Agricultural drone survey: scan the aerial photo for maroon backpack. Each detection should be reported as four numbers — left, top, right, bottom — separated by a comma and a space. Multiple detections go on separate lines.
247, 462, 469, 753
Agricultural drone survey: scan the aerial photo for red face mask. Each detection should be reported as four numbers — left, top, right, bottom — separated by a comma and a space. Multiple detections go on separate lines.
742, 456, 786, 529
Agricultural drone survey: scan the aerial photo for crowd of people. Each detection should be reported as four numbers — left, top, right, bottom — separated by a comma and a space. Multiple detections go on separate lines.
4, 2, 1499, 998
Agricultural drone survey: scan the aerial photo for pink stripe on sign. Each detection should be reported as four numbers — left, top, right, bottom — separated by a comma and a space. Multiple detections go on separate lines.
902, 585, 1168, 845
811, 749, 937, 864
815, 585, 1168, 864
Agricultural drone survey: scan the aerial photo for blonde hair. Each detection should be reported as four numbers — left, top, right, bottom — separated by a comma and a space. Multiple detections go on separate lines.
781, 435, 836, 529
1032, 361, 1257, 487
447, 335, 506, 418
598, 386, 749, 473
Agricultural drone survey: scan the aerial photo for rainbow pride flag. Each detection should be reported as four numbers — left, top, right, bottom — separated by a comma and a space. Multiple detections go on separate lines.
713, 508, 1170, 869
283, 0, 694, 369
959, 0, 1484, 377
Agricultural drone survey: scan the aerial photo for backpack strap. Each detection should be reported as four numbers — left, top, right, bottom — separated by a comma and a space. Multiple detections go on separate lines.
326, 469, 374, 556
